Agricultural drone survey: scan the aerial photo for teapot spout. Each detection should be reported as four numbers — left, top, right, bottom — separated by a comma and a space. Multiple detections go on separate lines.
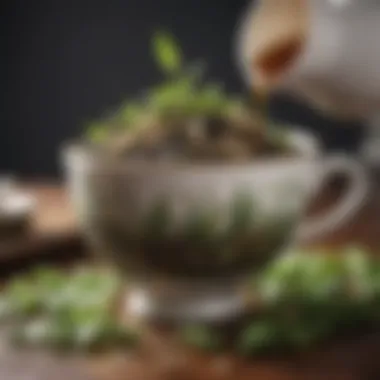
236, 0, 309, 94
237, 0, 380, 120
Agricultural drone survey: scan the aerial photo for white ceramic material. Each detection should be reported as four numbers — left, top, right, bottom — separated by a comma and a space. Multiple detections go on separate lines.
237, 0, 380, 121
63, 129, 368, 322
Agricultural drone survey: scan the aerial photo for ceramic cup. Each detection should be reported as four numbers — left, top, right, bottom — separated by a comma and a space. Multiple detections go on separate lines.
63, 129, 368, 323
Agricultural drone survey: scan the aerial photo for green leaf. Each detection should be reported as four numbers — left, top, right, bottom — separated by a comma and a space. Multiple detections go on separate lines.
148, 79, 194, 116
152, 31, 182, 75
86, 122, 109, 143
5, 276, 41, 316
120, 102, 144, 127
11, 317, 75, 350
225, 96, 246, 114
62, 269, 121, 310
301, 254, 348, 302
3, 266, 136, 352
0, 296, 13, 321
33, 267, 65, 291
265, 124, 291, 150
194, 83, 227, 115
256, 252, 307, 303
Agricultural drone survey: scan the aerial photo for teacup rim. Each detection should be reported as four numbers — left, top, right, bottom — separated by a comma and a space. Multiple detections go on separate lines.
62, 126, 321, 171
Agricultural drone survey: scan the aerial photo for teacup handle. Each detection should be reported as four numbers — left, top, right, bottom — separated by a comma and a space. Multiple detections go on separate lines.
296, 156, 369, 242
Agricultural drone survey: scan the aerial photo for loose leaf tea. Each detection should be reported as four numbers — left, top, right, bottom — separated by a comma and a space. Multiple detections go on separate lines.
84, 30, 294, 161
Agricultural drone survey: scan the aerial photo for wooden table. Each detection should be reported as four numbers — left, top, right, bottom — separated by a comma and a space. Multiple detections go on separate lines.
0, 183, 84, 274
1, 181, 380, 380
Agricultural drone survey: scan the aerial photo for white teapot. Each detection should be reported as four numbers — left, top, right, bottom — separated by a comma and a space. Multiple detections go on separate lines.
236, 0, 380, 122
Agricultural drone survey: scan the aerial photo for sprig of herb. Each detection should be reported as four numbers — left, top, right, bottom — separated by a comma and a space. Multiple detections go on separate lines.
152, 30, 182, 75
86, 30, 245, 142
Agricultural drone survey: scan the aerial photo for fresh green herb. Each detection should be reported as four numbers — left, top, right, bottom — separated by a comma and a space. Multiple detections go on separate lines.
4, 248, 379, 356
265, 123, 291, 151
237, 247, 380, 355
1, 267, 138, 352
85, 31, 245, 141
120, 102, 145, 127
11, 314, 137, 352
175, 248, 380, 356
2, 275, 43, 317
152, 30, 182, 75
86, 122, 110, 143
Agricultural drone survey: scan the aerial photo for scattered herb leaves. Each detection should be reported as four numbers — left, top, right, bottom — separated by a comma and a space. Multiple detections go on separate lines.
0, 267, 138, 352
179, 246, 380, 356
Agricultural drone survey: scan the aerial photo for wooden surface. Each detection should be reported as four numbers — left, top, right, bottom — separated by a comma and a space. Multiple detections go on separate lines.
0, 182, 82, 265
1, 180, 380, 380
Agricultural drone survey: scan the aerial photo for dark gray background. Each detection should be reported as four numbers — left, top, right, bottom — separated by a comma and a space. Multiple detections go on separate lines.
1, 0, 364, 177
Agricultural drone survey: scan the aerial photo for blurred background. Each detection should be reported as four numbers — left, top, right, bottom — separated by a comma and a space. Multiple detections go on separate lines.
1, 0, 365, 178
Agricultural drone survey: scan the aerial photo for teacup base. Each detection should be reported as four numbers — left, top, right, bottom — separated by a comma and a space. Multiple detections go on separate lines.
121, 279, 249, 324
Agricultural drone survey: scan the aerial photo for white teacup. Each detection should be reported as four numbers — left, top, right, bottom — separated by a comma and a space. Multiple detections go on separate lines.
63, 128, 368, 322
